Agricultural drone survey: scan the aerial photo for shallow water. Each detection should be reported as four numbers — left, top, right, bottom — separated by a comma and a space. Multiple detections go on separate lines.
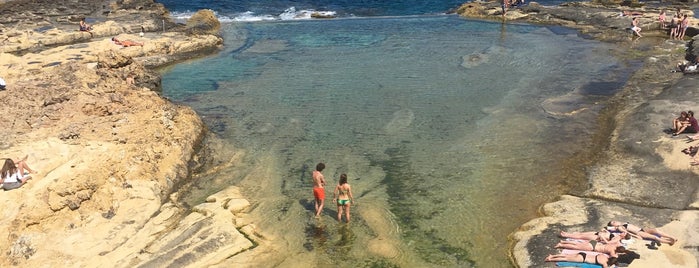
160, 15, 628, 267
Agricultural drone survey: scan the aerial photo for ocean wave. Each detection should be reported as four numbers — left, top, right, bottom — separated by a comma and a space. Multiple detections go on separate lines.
168, 7, 339, 23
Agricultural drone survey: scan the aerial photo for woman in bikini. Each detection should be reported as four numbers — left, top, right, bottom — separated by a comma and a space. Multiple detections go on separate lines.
332, 173, 354, 223
544, 252, 617, 268
607, 220, 677, 245
559, 229, 629, 244
555, 239, 629, 258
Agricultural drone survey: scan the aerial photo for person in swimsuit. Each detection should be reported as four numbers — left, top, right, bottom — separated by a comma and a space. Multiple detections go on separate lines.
607, 220, 677, 245
631, 17, 642, 37
112, 37, 144, 47
544, 252, 616, 268
658, 10, 667, 29
312, 163, 326, 217
79, 18, 93, 37
555, 239, 629, 258
332, 173, 354, 223
559, 229, 628, 244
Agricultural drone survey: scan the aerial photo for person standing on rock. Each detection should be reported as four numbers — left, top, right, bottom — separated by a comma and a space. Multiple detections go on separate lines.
312, 162, 326, 218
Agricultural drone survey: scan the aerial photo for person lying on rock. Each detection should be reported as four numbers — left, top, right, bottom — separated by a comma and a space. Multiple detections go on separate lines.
112, 37, 144, 47
555, 239, 630, 258
544, 252, 617, 268
607, 220, 677, 246
559, 229, 629, 244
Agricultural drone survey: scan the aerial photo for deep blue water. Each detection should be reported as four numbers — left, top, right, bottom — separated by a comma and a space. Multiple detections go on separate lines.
156, 0, 569, 21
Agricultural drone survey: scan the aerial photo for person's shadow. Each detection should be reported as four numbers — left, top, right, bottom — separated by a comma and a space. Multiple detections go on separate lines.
617, 250, 641, 267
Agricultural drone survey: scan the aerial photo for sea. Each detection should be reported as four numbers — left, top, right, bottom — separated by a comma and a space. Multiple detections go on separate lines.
154, 0, 633, 267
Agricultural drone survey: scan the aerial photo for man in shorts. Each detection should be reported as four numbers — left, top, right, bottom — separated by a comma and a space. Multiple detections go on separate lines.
312, 163, 326, 217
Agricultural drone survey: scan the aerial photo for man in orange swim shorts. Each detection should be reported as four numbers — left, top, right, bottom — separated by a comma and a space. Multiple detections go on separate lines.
312, 162, 326, 217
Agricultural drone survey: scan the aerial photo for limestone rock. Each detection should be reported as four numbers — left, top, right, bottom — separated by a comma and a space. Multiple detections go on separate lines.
186, 9, 221, 36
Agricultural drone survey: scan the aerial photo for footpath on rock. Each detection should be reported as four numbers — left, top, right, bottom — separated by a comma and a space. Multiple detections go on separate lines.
0, 0, 267, 267
456, 1, 699, 267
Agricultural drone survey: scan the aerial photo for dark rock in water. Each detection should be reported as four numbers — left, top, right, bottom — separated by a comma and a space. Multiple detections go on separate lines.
311, 12, 336, 19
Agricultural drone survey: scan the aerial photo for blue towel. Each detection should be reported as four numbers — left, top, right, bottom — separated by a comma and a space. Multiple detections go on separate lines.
556, 262, 602, 268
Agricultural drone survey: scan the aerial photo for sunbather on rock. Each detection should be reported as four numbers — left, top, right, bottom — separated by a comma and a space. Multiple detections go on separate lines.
607, 221, 677, 246
559, 229, 629, 244
544, 252, 617, 268
555, 239, 630, 258
112, 37, 144, 47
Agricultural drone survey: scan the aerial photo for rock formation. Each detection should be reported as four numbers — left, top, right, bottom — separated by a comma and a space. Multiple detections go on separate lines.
0, 0, 262, 267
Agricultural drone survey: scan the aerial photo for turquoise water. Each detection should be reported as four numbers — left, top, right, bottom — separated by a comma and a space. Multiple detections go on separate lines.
160, 15, 625, 267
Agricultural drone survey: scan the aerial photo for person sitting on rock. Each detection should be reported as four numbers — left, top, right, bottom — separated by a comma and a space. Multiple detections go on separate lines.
0, 158, 33, 191
79, 18, 93, 38
112, 37, 144, 47
630, 17, 642, 37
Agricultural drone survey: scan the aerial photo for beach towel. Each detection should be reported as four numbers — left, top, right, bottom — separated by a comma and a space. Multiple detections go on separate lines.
555, 261, 602, 267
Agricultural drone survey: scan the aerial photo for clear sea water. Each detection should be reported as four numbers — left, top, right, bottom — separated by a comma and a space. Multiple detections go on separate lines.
155, 1, 629, 267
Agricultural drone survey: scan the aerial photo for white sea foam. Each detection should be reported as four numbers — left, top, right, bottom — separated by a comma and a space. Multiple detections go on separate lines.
168, 7, 338, 23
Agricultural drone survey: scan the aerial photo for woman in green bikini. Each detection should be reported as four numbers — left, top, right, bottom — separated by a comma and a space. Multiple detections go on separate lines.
333, 174, 354, 223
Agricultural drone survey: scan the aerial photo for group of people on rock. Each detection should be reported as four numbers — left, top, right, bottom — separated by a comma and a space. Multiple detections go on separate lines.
659, 9, 691, 40
626, 8, 691, 39
544, 220, 677, 267
311, 162, 355, 223
670, 110, 698, 137
0, 156, 36, 191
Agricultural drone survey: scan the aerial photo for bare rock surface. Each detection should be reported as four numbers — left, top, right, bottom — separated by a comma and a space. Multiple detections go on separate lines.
0, 0, 262, 267
458, 1, 699, 267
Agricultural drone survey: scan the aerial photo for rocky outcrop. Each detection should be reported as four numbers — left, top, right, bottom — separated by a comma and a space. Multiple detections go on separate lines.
185, 9, 221, 36
0, 0, 259, 267
458, 1, 699, 267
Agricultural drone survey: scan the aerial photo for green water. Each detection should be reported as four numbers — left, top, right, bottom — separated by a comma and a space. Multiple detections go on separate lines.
160, 16, 627, 267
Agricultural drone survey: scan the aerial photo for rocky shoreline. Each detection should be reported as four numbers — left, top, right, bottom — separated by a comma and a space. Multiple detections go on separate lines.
1, 0, 698, 267
456, 1, 699, 267
0, 0, 264, 267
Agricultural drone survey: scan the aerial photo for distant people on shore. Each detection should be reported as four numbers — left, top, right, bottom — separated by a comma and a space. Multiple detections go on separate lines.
621, 10, 643, 17
669, 110, 698, 136
607, 220, 677, 246
112, 37, 144, 47
678, 14, 689, 40
79, 18, 93, 38
1, 157, 35, 191
631, 17, 642, 37
312, 162, 326, 218
658, 10, 667, 29
333, 173, 354, 223
670, 13, 680, 38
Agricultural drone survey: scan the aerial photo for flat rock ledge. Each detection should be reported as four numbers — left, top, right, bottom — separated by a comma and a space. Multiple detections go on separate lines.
457, 1, 699, 267
0, 0, 264, 267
